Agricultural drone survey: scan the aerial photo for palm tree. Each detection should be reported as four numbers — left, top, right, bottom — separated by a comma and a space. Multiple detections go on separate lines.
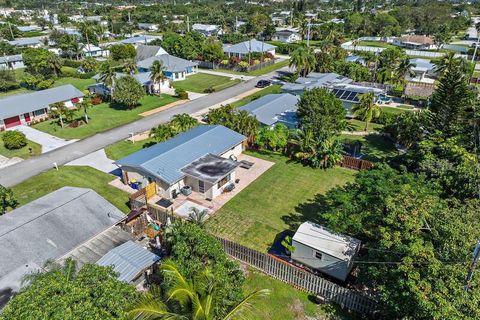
99, 62, 117, 97
187, 207, 209, 226
49, 102, 76, 128
287, 128, 317, 164
78, 96, 93, 123
316, 137, 343, 169
123, 59, 137, 74
393, 57, 416, 84
289, 46, 316, 77
351, 92, 381, 132
47, 54, 62, 77
126, 260, 269, 320
233, 110, 258, 145
150, 124, 175, 142
170, 113, 198, 133
149, 60, 166, 95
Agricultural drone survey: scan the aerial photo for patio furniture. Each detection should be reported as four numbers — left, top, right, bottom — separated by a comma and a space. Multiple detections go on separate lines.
223, 183, 235, 193
181, 185, 192, 196
239, 160, 254, 169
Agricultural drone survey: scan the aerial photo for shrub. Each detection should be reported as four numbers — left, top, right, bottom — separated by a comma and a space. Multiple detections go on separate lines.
36, 78, 55, 90
62, 59, 83, 68
2, 131, 27, 150
91, 95, 103, 105
203, 86, 215, 93
175, 88, 189, 99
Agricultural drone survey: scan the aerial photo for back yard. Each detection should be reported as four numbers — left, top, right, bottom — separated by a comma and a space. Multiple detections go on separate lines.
207, 151, 356, 252
172, 73, 240, 93
33, 94, 179, 139
11, 166, 130, 213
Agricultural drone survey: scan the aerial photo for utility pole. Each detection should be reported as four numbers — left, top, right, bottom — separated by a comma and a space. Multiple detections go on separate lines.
248, 38, 251, 66
472, 42, 479, 64
235, 16, 238, 33
7, 21, 14, 40
465, 240, 480, 291
186, 16, 190, 33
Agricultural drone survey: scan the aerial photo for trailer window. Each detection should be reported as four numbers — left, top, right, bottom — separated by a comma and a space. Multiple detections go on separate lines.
314, 252, 323, 260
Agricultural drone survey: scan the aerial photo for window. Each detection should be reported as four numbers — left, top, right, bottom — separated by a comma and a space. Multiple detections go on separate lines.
217, 173, 231, 189
198, 180, 205, 193
34, 109, 45, 117
314, 252, 323, 260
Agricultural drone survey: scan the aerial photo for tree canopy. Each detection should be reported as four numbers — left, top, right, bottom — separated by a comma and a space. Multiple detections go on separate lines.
112, 75, 145, 109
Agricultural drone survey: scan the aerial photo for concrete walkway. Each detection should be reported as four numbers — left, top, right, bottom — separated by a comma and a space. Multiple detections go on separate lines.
66, 149, 120, 176
198, 69, 255, 81
11, 125, 77, 154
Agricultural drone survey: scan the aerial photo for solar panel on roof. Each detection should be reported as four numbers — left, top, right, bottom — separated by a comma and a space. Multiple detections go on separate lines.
340, 90, 350, 100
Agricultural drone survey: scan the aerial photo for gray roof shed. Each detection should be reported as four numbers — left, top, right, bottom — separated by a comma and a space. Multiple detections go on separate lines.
96, 241, 160, 282
0, 84, 84, 120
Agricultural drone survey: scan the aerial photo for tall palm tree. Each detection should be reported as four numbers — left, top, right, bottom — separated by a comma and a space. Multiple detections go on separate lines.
393, 57, 416, 84
48, 54, 62, 77
170, 113, 198, 133
288, 128, 317, 163
149, 60, 166, 95
233, 110, 258, 145
316, 137, 344, 169
123, 59, 137, 74
126, 260, 269, 320
351, 92, 381, 132
150, 123, 175, 142
49, 102, 76, 128
289, 46, 316, 77
78, 96, 93, 123
99, 62, 117, 97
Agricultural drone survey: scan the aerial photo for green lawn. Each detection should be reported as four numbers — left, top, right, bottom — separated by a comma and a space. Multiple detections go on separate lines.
339, 133, 398, 163
11, 166, 130, 213
357, 41, 395, 49
0, 133, 42, 159
33, 95, 179, 139
230, 85, 282, 108
53, 77, 96, 91
244, 269, 359, 320
347, 119, 383, 132
207, 151, 356, 252
173, 73, 240, 93
105, 136, 157, 160
380, 106, 410, 115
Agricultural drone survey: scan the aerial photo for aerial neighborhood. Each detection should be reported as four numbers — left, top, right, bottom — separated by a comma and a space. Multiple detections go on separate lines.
0, 0, 479, 319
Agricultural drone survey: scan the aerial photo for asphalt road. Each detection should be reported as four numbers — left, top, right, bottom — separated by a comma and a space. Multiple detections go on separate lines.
0, 73, 277, 187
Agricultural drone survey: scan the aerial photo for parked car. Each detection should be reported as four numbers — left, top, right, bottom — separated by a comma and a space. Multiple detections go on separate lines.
255, 80, 271, 88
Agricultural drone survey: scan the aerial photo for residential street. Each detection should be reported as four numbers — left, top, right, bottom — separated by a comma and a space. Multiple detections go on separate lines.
0, 73, 278, 187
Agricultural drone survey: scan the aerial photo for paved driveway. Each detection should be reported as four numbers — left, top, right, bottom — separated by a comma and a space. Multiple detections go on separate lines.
66, 149, 120, 176
12, 125, 77, 154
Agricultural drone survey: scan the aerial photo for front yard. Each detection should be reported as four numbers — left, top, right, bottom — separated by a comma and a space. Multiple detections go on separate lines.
105, 137, 157, 160
33, 95, 179, 140
11, 166, 130, 213
206, 151, 356, 252
172, 73, 240, 93
0, 132, 42, 159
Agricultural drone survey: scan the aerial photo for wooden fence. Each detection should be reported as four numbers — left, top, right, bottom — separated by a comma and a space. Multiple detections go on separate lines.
217, 237, 378, 315
340, 156, 374, 171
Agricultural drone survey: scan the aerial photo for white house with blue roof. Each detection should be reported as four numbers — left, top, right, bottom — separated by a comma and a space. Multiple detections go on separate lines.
116, 125, 246, 200
223, 39, 276, 59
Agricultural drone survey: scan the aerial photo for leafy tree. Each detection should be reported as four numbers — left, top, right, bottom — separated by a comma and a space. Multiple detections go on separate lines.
311, 165, 480, 319
149, 60, 166, 94
2, 130, 27, 150
0, 184, 18, 214
110, 44, 136, 61
126, 260, 268, 320
289, 46, 316, 76
382, 111, 426, 149
296, 88, 346, 138
201, 37, 224, 62
433, 24, 451, 50
245, 13, 269, 35
351, 92, 381, 131
81, 57, 98, 72
112, 75, 145, 109
255, 123, 289, 152
0, 69, 18, 92
1, 258, 136, 319
0, 41, 17, 55
205, 104, 236, 128
165, 222, 246, 318
429, 63, 473, 137
233, 110, 259, 144
22, 48, 62, 78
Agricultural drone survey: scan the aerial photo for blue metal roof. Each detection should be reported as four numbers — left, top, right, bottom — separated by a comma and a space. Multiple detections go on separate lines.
239, 93, 299, 127
96, 241, 160, 283
116, 125, 246, 185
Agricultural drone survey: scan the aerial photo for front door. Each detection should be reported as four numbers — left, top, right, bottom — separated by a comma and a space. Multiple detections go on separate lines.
198, 180, 205, 193
24, 113, 31, 123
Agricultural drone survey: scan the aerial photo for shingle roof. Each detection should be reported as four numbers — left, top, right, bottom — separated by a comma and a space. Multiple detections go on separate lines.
0, 187, 125, 298
137, 54, 198, 72
399, 35, 433, 45
239, 93, 299, 126
223, 39, 276, 54
96, 241, 160, 282
293, 221, 361, 261
135, 44, 168, 62
116, 125, 246, 185
0, 84, 84, 120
